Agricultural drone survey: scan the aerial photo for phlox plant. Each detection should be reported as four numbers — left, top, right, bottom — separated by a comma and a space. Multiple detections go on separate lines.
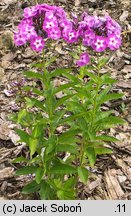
11, 4, 125, 200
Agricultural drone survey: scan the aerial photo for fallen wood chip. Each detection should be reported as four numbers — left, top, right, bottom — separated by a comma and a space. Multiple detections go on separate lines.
0, 167, 14, 180
104, 169, 125, 199
85, 178, 101, 194
116, 159, 131, 180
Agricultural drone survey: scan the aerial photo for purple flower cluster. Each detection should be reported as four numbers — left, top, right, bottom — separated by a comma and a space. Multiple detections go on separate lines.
79, 13, 122, 52
14, 4, 122, 66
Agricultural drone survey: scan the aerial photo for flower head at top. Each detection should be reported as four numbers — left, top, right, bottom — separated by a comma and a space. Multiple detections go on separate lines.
14, 4, 122, 53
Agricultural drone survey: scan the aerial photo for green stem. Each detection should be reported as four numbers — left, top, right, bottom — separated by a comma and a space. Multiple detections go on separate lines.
92, 67, 100, 124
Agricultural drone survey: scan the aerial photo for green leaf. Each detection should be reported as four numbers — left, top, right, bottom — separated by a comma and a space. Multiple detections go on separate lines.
16, 129, 30, 144
56, 143, 78, 154
95, 147, 113, 155
85, 71, 98, 82
54, 82, 77, 94
59, 129, 80, 141
25, 97, 46, 111
29, 138, 38, 156
64, 73, 80, 83
54, 94, 76, 110
96, 87, 111, 105
50, 68, 72, 78
31, 62, 43, 68
96, 116, 125, 131
15, 166, 37, 175
35, 167, 44, 184
97, 93, 123, 105
95, 111, 113, 122
86, 147, 96, 167
96, 135, 119, 142
57, 189, 76, 200
51, 110, 66, 129
22, 180, 40, 194
12, 156, 28, 163
98, 57, 109, 68
49, 163, 77, 175
78, 167, 89, 184
101, 74, 116, 85
32, 124, 44, 138
17, 109, 27, 124
22, 86, 43, 96
43, 135, 57, 156
24, 71, 43, 80
39, 180, 55, 200
60, 112, 87, 124
63, 177, 76, 189
32, 88, 44, 96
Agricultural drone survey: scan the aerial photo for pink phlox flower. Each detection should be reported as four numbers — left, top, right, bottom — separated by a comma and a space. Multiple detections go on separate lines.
92, 36, 107, 52
106, 18, 121, 35
48, 27, 61, 40
45, 11, 55, 20
62, 29, 77, 43
107, 34, 121, 50
30, 36, 45, 52
83, 29, 95, 46
59, 19, 73, 30
76, 28, 84, 39
55, 7, 66, 19
93, 16, 106, 28
43, 18, 58, 32
18, 18, 33, 29
23, 6, 38, 18
76, 52, 90, 67
14, 31, 27, 46
20, 25, 37, 41
81, 15, 95, 28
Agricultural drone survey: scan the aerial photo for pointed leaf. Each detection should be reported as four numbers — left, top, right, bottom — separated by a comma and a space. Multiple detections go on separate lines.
15, 166, 37, 175
63, 177, 76, 189
35, 167, 44, 184
95, 147, 113, 155
54, 82, 77, 94
49, 164, 77, 175
39, 181, 55, 200
98, 57, 109, 68
78, 167, 89, 184
16, 129, 30, 144
25, 97, 46, 111
24, 71, 43, 80
96, 135, 119, 142
50, 68, 72, 78
86, 147, 96, 167
56, 143, 78, 154
12, 156, 28, 163
97, 93, 123, 105
29, 138, 38, 156
54, 94, 76, 109
57, 189, 76, 200
22, 180, 40, 194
